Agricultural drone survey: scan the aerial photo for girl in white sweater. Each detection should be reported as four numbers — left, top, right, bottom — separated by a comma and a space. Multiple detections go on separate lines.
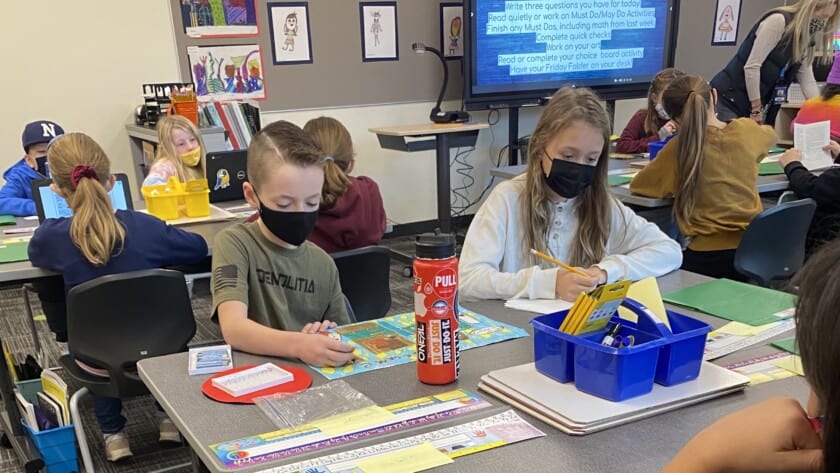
459, 87, 682, 301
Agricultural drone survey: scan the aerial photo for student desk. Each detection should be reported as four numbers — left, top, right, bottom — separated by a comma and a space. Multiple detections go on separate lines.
490, 164, 793, 209
370, 122, 489, 234
137, 270, 807, 473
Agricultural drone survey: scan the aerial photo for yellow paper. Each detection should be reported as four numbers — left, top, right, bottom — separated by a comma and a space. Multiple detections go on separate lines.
774, 355, 805, 376
617, 277, 670, 330
312, 406, 397, 436
610, 134, 619, 142
761, 156, 780, 164
715, 321, 780, 337
357, 441, 453, 473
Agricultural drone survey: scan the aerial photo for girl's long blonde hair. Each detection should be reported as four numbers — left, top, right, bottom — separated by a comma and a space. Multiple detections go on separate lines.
775, 0, 838, 66
303, 117, 352, 210
661, 75, 710, 226
523, 87, 613, 268
154, 115, 207, 182
48, 133, 124, 266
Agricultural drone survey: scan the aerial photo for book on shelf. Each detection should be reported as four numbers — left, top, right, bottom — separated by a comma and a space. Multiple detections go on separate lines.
211, 363, 293, 397
189, 344, 233, 376
199, 101, 260, 151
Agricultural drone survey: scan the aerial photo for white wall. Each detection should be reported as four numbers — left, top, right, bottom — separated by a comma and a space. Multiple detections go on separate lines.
0, 1, 641, 225
0, 1, 180, 188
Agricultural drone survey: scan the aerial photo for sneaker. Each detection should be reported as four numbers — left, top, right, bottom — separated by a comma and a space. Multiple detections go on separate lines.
104, 432, 133, 462
159, 418, 182, 444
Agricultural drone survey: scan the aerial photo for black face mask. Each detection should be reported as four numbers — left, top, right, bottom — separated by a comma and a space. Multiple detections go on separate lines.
258, 199, 318, 246
35, 156, 49, 177
543, 158, 597, 199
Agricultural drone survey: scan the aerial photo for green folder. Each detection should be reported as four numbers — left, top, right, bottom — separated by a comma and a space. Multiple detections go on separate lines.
0, 215, 15, 226
0, 241, 29, 263
769, 146, 787, 153
663, 278, 795, 326
758, 162, 785, 175
608, 175, 633, 187
772, 338, 800, 355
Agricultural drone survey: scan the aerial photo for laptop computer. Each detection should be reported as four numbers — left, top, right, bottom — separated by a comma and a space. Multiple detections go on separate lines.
205, 150, 247, 203
31, 173, 134, 223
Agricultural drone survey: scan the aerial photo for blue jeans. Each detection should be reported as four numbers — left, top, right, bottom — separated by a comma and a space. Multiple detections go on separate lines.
92, 395, 126, 434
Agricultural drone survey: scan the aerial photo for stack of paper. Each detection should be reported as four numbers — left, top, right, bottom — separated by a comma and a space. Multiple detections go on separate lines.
478, 362, 749, 435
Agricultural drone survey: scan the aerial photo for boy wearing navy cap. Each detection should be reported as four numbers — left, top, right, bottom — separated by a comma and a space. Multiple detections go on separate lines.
0, 120, 65, 216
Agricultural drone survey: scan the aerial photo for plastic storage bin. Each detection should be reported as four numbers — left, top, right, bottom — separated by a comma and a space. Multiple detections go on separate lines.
183, 179, 210, 217
142, 181, 181, 220
531, 298, 711, 401
142, 177, 210, 220
22, 421, 78, 473
648, 140, 666, 160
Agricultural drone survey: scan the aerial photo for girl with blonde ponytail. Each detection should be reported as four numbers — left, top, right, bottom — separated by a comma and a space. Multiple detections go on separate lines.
28, 132, 208, 461
631, 75, 777, 280
459, 87, 682, 302
303, 116, 386, 253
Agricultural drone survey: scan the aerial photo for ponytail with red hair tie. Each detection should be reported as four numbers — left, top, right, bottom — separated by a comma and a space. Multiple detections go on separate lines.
70, 165, 98, 188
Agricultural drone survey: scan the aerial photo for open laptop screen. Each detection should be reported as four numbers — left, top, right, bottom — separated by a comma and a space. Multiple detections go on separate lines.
32, 173, 133, 222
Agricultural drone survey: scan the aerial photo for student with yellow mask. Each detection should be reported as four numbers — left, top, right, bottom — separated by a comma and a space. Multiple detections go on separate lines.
142, 115, 207, 185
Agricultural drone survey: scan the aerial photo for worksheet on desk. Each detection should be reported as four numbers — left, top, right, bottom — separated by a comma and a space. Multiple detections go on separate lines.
794, 121, 833, 170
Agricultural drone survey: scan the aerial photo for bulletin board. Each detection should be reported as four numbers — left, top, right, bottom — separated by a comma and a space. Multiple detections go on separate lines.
170, 0, 464, 111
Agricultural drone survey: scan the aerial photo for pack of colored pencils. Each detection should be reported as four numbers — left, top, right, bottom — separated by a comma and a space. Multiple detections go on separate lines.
559, 280, 631, 335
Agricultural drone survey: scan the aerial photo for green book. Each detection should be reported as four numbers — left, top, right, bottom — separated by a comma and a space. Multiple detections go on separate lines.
0, 215, 15, 226
758, 162, 785, 175
608, 175, 633, 187
772, 338, 799, 355
663, 278, 795, 326
0, 241, 29, 263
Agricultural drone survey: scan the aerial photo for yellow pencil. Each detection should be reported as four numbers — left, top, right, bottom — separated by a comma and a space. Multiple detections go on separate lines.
530, 249, 590, 277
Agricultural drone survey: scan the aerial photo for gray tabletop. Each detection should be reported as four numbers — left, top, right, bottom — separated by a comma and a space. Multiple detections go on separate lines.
490, 164, 791, 209
137, 270, 806, 473
0, 201, 251, 284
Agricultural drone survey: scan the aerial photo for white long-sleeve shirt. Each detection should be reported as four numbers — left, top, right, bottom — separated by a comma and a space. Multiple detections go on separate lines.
744, 13, 818, 103
459, 175, 683, 301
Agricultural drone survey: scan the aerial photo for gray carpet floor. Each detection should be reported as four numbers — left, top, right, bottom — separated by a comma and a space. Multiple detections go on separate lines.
0, 244, 416, 473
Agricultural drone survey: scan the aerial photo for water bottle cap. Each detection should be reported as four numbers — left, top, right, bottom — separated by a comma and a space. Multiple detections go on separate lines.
415, 233, 456, 259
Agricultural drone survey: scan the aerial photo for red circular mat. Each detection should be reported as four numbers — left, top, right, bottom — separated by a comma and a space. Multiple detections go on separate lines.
201, 365, 312, 404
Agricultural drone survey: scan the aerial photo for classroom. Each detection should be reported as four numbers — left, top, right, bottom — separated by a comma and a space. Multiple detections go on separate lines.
0, 0, 835, 472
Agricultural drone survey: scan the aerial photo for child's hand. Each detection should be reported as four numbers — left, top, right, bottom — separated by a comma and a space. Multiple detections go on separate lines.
824, 141, 840, 159
663, 397, 822, 473
779, 148, 803, 167
554, 268, 600, 302
297, 334, 355, 367
301, 320, 338, 335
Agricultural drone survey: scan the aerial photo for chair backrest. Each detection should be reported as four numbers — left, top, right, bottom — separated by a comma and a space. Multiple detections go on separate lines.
66, 269, 196, 395
331, 246, 392, 321
734, 198, 817, 287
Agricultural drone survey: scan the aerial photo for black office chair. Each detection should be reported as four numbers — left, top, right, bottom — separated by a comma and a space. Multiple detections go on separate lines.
59, 269, 196, 473
734, 198, 817, 287
332, 246, 392, 322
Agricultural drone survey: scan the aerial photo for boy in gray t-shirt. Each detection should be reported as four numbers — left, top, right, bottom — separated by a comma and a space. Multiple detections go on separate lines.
212, 121, 356, 367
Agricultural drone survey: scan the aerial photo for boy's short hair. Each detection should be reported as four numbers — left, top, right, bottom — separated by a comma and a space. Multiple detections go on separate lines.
22, 120, 65, 152
247, 120, 325, 189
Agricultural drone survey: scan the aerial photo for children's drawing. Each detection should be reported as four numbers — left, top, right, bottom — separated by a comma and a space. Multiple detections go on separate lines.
268, 3, 313, 65
711, 0, 741, 46
360, 2, 398, 62
181, 0, 259, 38
187, 45, 266, 102
441, 4, 464, 58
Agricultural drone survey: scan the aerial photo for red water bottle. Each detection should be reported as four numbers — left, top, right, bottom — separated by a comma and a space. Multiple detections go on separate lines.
414, 234, 460, 385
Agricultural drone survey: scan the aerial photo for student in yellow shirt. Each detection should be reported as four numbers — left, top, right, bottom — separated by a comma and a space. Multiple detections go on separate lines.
630, 74, 777, 280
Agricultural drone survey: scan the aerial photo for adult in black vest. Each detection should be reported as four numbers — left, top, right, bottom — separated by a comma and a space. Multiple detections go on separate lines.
710, 0, 838, 125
